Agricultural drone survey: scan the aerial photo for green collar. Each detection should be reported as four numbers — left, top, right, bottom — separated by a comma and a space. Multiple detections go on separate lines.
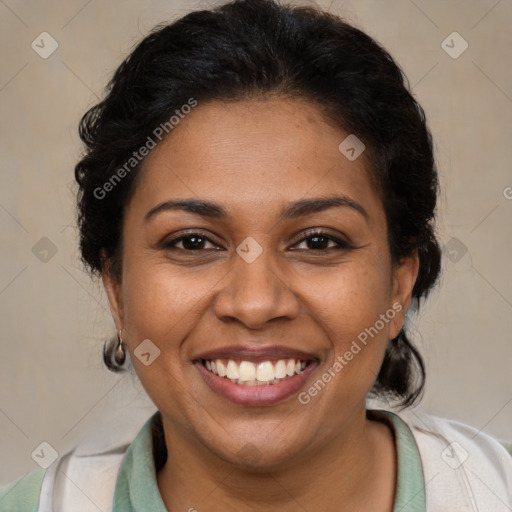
367, 409, 426, 512
112, 412, 167, 511
112, 409, 425, 511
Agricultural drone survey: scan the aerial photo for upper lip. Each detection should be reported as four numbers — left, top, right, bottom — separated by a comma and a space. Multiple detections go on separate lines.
193, 345, 320, 363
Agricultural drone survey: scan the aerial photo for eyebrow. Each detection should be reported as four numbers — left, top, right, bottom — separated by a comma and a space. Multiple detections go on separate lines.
144, 195, 369, 224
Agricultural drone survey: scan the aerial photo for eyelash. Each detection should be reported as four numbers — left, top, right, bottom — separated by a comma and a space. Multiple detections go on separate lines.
161, 229, 354, 253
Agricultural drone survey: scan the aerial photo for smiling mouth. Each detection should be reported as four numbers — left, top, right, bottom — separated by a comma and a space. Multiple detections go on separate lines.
201, 358, 311, 386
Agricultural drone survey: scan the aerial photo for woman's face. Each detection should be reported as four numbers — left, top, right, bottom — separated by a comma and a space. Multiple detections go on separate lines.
103, 98, 417, 469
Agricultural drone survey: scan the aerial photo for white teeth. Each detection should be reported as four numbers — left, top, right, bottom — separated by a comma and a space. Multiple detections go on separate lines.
216, 359, 227, 377
203, 358, 310, 385
226, 360, 239, 379
256, 361, 275, 382
238, 361, 256, 381
275, 360, 287, 379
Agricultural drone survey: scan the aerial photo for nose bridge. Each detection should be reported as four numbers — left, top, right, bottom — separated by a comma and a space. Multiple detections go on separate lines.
213, 237, 299, 328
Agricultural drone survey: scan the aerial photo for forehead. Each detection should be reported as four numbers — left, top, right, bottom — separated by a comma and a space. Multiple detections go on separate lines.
126, 98, 383, 226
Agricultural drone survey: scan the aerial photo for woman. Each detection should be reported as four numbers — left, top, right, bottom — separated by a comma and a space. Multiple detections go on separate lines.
1, 0, 511, 510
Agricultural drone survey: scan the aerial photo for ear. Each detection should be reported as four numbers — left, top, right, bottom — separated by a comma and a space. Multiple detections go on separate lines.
100, 250, 124, 333
388, 250, 419, 339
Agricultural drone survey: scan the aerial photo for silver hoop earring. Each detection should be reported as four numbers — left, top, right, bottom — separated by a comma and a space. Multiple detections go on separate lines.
114, 329, 126, 366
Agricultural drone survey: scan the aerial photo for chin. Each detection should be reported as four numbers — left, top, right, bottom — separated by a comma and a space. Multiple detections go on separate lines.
208, 433, 306, 472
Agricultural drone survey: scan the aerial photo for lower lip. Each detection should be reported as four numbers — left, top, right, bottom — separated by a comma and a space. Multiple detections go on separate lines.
194, 360, 318, 406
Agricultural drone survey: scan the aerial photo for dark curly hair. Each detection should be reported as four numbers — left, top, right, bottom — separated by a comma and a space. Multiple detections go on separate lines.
74, 0, 441, 407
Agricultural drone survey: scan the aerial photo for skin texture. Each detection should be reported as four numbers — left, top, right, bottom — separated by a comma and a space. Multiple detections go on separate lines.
102, 98, 419, 511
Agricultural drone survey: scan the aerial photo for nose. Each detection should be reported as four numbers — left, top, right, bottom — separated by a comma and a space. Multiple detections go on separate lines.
212, 246, 300, 329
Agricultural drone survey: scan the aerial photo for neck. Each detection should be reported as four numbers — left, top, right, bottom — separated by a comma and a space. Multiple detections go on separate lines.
156, 407, 396, 512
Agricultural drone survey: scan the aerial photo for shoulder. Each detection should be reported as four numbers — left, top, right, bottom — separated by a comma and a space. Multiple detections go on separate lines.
398, 408, 512, 469
394, 407, 512, 510
0, 410, 153, 512
0, 468, 46, 511
0, 445, 131, 512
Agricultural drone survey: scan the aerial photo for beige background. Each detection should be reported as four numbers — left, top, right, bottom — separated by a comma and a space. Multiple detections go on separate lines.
1, 0, 511, 486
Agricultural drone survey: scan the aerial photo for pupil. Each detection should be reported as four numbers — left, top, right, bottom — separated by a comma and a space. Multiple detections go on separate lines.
309, 236, 327, 249
184, 236, 203, 250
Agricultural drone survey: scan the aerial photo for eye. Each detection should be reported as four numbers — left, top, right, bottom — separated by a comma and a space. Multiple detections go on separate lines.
161, 229, 354, 253
162, 232, 221, 251
290, 230, 353, 251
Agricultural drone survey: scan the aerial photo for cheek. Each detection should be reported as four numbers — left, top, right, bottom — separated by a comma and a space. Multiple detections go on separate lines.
118, 248, 230, 390
311, 256, 393, 380
121, 262, 209, 347
320, 259, 391, 333
118, 259, 208, 415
